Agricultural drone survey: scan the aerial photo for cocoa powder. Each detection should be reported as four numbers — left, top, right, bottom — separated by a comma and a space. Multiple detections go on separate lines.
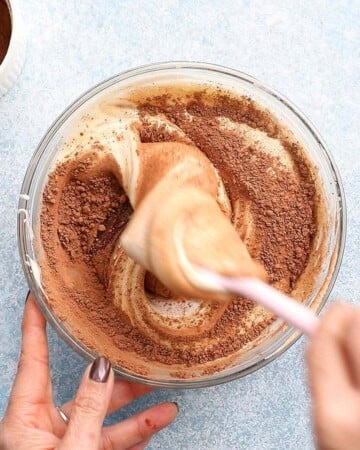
138, 92, 315, 290
39, 86, 318, 375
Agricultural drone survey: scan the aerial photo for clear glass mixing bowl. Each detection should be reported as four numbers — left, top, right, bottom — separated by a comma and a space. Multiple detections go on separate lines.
18, 62, 346, 388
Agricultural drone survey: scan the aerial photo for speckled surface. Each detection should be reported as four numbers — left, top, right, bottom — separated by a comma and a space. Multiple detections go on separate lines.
0, 1, 359, 448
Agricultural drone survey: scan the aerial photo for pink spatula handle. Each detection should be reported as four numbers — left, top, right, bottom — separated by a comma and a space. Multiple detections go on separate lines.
202, 272, 319, 337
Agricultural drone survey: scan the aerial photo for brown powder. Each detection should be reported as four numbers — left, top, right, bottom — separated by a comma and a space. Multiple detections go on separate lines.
138, 92, 315, 290
42, 158, 132, 278
39, 86, 318, 376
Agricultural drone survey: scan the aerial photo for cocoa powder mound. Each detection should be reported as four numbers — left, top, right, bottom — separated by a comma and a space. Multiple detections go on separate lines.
42, 159, 132, 270
39, 87, 318, 375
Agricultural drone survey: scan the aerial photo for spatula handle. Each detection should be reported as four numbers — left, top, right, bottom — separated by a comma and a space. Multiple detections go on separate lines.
219, 276, 319, 336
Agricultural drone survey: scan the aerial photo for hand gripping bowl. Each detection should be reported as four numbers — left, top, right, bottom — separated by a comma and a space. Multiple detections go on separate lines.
18, 62, 346, 388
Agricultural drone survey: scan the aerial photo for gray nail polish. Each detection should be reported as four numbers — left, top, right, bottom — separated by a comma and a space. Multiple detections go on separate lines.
89, 356, 111, 383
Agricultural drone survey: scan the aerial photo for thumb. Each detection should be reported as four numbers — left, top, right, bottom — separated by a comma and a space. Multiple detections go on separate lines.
59, 356, 113, 450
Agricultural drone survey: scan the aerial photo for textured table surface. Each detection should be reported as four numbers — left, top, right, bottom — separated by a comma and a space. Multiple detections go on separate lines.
0, 1, 359, 449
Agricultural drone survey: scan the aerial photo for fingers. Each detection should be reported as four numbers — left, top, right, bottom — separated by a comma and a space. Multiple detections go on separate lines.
307, 303, 354, 401
61, 379, 153, 419
59, 357, 114, 450
101, 402, 178, 449
307, 303, 360, 450
344, 310, 360, 387
307, 303, 353, 383
54, 380, 153, 438
9, 293, 50, 411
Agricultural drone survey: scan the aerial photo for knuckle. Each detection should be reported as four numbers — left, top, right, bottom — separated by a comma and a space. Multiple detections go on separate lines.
100, 434, 116, 450
17, 350, 48, 373
73, 391, 103, 416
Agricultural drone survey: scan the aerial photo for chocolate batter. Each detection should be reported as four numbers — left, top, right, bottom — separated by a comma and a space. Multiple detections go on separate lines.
39, 85, 320, 378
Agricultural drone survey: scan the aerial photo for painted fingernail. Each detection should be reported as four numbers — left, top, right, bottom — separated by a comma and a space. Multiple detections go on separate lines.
89, 356, 111, 383
25, 291, 31, 303
172, 402, 179, 413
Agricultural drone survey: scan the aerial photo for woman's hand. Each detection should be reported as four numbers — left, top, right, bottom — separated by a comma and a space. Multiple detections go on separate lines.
0, 294, 178, 450
307, 303, 360, 450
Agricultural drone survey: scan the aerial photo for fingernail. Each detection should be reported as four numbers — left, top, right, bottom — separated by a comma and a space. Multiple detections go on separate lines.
25, 291, 31, 303
89, 356, 111, 383
172, 402, 179, 413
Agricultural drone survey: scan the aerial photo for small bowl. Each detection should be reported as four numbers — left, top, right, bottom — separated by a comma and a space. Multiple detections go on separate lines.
0, 0, 25, 97
18, 62, 346, 388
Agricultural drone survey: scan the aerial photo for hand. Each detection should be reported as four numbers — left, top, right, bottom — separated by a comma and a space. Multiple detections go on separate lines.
307, 303, 360, 450
0, 294, 178, 450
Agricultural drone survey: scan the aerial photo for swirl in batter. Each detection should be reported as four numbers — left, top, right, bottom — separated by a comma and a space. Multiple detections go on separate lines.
39, 84, 321, 379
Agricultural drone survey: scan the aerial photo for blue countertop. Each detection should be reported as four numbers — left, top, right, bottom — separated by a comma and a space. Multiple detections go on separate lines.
0, 1, 359, 448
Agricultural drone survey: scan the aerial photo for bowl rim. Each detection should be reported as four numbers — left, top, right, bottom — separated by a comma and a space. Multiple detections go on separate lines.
18, 61, 347, 388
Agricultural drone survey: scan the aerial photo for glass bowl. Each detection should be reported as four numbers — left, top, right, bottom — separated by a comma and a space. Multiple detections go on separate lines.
18, 62, 346, 388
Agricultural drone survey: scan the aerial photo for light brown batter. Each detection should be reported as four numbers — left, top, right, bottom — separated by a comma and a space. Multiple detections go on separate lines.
38, 84, 323, 379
